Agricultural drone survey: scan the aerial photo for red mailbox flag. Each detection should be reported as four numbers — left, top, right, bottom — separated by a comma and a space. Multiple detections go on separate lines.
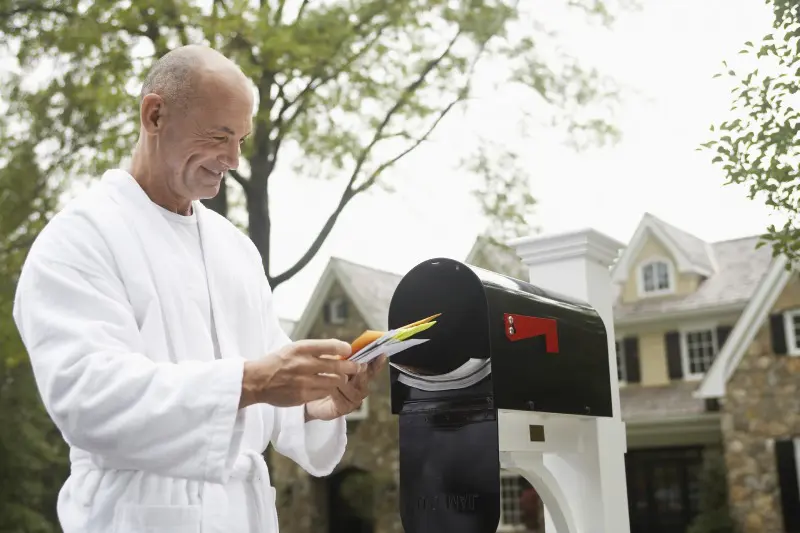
503, 314, 559, 354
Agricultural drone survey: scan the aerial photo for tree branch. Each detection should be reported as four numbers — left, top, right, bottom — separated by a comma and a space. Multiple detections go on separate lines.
274, 0, 287, 25
0, 2, 70, 18
270, 31, 463, 287
354, 96, 462, 195
295, 0, 312, 23
228, 169, 249, 190
275, 12, 390, 130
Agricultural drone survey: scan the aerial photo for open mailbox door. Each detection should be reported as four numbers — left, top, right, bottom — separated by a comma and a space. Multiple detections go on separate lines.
387, 257, 613, 533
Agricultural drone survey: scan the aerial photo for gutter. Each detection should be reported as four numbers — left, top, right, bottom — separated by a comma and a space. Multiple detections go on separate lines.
614, 301, 747, 327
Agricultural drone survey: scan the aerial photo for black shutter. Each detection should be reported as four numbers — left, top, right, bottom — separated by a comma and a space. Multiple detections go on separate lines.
622, 336, 641, 384
665, 331, 683, 379
771, 313, 788, 355
716, 325, 732, 350
775, 439, 800, 532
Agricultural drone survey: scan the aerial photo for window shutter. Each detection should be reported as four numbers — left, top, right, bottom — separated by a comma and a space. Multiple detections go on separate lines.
665, 331, 683, 379
771, 313, 788, 355
716, 325, 732, 350
775, 438, 800, 532
622, 336, 641, 384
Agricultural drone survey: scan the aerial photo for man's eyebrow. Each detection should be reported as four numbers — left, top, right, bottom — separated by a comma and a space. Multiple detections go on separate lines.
212, 126, 251, 138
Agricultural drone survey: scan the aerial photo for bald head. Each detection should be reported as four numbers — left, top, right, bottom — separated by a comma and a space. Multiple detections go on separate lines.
139, 45, 250, 112
133, 44, 254, 212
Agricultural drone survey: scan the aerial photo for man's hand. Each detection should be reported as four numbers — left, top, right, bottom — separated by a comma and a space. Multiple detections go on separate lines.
304, 354, 388, 422
239, 339, 362, 409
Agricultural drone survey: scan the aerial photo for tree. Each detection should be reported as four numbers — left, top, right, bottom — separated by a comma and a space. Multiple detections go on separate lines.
1, 0, 623, 289
702, 0, 800, 264
0, 129, 70, 531
686, 449, 737, 533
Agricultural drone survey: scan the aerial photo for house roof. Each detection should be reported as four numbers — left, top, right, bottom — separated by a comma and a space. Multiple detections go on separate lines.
464, 235, 529, 280
614, 235, 774, 323
289, 225, 781, 418
333, 258, 403, 331
620, 381, 708, 422
289, 257, 402, 340
696, 255, 792, 398
611, 213, 718, 284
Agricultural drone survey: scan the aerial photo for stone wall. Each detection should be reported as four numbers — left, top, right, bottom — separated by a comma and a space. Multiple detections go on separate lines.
722, 277, 800, 533
270, 280, 402, 533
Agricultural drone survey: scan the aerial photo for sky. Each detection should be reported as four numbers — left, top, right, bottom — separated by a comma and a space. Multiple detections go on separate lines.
266, 0, 783, 321
0, 0, 781, 323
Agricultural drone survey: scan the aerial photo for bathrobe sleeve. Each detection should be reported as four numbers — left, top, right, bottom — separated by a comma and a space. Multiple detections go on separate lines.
13, 225, 245, 484
260, 280, 348, 477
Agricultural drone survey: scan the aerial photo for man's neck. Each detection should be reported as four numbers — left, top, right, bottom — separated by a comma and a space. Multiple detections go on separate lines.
129, 144, 193, 216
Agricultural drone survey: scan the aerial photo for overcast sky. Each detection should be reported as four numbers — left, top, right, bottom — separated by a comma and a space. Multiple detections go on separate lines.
1, 0, 781, 323
266, 0, 781, 321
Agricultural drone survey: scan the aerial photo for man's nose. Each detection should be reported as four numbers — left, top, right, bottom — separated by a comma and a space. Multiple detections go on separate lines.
219, 144, 240, 170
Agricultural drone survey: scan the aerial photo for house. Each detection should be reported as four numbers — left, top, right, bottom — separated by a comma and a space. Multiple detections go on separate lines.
269, 213, 800, 533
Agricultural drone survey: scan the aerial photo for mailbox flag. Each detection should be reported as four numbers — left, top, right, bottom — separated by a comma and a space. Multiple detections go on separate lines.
504, 313, 559, 353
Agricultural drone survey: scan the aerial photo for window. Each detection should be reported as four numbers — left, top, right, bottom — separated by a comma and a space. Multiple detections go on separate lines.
681, 328, 717, 377
638, 259, 673, 296
616, 339, 627, 383
325, 297, 348, 325
498, 471, 536, 531
784, 310, 800, 356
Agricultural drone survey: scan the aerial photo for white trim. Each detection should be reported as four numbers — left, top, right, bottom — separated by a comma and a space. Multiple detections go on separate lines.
636, 256, 675, 298
615, 301, 747, 327
679, 323, 718, 379
783, 308, 800, 356
611, 213, 714, 284
794, 438, 800, 495
290, 262, 340, 340
696, 255, 792, 399
508, 227, 624, 269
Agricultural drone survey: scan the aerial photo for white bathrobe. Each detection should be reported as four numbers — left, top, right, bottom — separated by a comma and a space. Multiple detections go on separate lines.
12, 169, 347, 533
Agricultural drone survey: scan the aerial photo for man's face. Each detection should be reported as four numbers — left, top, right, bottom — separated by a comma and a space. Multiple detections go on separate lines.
157, 75, 253, 202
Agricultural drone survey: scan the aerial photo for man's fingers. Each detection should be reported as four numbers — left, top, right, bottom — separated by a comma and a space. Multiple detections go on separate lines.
291, 338, 352, 359
337, 382, 363, 404
312, 356, 362, 377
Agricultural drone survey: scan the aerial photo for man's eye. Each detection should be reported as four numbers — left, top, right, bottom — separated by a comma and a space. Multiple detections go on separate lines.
214, 136, 227, 142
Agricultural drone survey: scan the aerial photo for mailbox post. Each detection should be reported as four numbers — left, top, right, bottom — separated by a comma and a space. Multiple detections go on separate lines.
387, 228, 629, 533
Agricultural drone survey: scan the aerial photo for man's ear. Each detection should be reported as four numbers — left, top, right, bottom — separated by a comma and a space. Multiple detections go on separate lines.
140, 94, 166, 135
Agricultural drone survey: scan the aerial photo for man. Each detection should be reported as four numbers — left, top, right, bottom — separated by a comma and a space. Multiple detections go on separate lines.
12, 45, 385, 533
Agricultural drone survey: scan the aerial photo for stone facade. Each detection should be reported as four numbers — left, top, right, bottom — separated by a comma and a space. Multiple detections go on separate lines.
722, 276, 800, 533
270, 280, 402, 533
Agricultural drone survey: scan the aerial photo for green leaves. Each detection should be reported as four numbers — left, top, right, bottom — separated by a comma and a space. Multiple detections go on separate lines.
702, 1, 800, 264
0, 0, 624, 288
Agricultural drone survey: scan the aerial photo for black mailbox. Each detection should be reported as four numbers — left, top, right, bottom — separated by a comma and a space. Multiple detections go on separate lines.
387, 257, 612, 533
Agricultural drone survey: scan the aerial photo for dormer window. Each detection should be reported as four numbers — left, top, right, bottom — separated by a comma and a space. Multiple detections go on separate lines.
324, 297, 348, 325
638, 259, 673, 296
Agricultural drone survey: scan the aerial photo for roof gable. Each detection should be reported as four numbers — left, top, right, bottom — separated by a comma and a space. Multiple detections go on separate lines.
611, 213, 716, 284
696, 254, 792, 398
290, 257, 402, 340
465, 235, 529, 280
614, 235, 773, 323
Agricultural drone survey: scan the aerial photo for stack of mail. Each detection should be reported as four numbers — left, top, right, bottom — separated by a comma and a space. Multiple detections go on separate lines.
349, 314, 440, 365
